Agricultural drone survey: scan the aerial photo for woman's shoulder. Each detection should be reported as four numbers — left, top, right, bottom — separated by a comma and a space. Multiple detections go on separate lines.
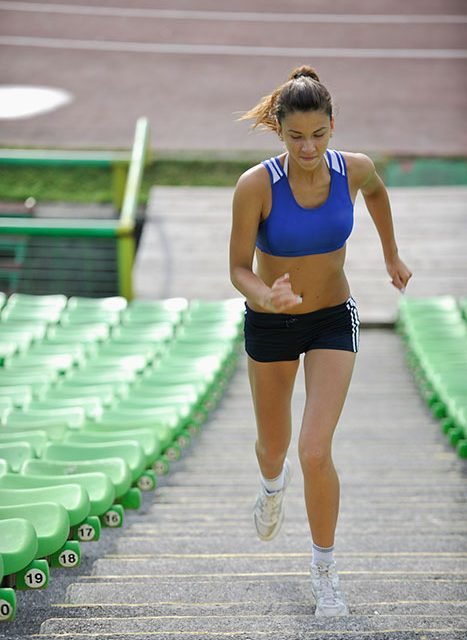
340, 151, 374, 170
234, 160, 272, 195
232, 160, 273, 218
340, 151, 376, 187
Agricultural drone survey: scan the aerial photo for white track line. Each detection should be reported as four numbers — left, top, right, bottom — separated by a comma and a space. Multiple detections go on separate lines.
0, 1, 466, 24
0, 36, 466, 59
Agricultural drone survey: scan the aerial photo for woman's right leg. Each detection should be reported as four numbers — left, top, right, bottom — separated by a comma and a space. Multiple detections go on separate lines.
248, 356, 300, 482
248, 356, 300, 540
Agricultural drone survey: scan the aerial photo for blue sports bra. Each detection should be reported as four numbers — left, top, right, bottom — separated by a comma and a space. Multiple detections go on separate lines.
256, 150, 354, 257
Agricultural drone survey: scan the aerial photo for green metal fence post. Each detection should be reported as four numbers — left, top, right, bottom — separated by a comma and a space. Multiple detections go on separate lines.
117, 117, 151, 300
117, 230, 135, 300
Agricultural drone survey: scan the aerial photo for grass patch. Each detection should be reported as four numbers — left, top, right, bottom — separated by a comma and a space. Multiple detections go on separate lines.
0, 159, 253, 205
0, 166, 114, 204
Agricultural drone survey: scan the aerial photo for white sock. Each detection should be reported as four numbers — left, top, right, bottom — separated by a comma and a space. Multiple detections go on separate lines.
261, 461, 287, 493
312, 543, 335, 566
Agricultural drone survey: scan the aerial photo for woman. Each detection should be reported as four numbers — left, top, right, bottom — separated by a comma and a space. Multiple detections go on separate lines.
229, 66, 412, 617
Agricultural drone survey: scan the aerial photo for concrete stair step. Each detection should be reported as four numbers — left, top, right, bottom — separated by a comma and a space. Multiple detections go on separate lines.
39, 608, 467, 639
114, 533, 467, 554
63, 576, 467, 606
89, 554, 464, 577
40, 600, 467, 619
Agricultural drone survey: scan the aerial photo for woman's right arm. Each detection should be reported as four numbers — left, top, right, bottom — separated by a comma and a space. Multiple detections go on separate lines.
229, 168, 271, 308
229, 167, 302, 312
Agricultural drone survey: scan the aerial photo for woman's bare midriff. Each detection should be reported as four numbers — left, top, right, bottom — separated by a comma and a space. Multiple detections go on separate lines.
248, 245, 351, 314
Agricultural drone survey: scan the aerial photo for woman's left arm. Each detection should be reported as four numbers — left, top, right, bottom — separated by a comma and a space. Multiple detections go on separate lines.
349, 153, 413, 292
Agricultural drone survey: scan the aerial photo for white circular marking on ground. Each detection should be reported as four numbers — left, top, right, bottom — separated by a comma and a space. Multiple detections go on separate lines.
0, 85, 73, 119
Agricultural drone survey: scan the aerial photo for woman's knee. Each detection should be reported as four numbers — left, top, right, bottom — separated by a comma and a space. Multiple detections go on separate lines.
298, 439, 333, 475
255, 438, 289, 468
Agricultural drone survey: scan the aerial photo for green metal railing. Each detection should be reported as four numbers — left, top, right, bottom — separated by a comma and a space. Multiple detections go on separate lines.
0, 117, 151, 299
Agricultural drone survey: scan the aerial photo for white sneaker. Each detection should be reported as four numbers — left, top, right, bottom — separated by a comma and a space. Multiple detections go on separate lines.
310, 561, 349, 617
253, 460, 291, 541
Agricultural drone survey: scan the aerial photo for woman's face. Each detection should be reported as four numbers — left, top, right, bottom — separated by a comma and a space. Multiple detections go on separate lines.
279, 110, 334, 171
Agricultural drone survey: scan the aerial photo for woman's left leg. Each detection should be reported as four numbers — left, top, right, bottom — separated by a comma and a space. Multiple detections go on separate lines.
298, 348, 356, 548
299, 348, 356, 617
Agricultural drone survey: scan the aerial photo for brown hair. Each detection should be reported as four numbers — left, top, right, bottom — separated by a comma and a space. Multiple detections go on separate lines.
240, 66, 333, 133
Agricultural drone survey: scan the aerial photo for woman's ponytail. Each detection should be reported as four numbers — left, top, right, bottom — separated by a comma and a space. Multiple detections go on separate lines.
239, 65, 332, 132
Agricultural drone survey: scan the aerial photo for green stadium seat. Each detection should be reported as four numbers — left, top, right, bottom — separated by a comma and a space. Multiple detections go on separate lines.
139, 371, 211, 394
398, 294, 459, 318
0, 376, 49, 402
5, 293, 67, 310
0, 470, 114, 520
121, 297, 188, 326
47, 384, 116, 408
63, 433, 158, 493
0, 328, 35, 354
111, 323, 174, 345
0, 518, 38, 577
0, 484, 90, 529
0, 399, 12, 425
0, 320, 48, 342
60, 308, 121, 327
0, 518, 40, 617
1, 306, 63, 325
455, 406, 467, 458
43, 440, 146, 484
0, 342, 17, 367
60, 378, 129, 402
83, 354, 148, 374
2, 421, 69, 443
0, 369, 58, 389
0, 578, 17, 621
0, 442, 34, 472
0, 385, 33, 409
6, 407, 85, 430
96, 342, 160, 364
65, 427, 162, 471
28, 397, 103, 421
0, 502, 71, 571
90, 416, 175, 453
7, 353, 76, 375
22, 458, 131, 500
47, 322, 111, 346
0, 431, 48, 457
184, 299, 244, 329
27, 342, 87, 367
66, 367, 137, 385
67, 296, 127, 312
458, 297, 467, 321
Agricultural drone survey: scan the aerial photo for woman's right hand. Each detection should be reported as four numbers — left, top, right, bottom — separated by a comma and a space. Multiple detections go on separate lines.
263, 273, 303, 313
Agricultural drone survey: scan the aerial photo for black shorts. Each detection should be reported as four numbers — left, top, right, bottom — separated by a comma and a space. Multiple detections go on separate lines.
244, 297, 360, 362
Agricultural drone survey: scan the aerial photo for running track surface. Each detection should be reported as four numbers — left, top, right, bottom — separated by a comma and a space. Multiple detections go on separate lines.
0, 0, 466, 155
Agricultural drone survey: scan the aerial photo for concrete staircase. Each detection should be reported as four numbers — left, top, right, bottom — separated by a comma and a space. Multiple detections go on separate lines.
36, 330, 467, 639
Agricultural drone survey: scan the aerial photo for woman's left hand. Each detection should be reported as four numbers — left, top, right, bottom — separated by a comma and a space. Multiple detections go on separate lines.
386, 255, 413, 292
